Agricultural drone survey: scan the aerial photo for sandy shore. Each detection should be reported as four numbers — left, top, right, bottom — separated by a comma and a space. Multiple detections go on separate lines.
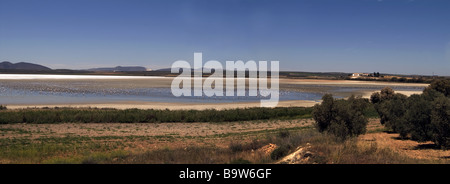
5, 100, 319, 110
2, 78, 426, 110
360, 90, 423, 99
279, 78, 429, 87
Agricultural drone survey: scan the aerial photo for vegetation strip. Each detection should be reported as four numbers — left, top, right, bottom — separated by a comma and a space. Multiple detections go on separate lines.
0, 107, 314, 124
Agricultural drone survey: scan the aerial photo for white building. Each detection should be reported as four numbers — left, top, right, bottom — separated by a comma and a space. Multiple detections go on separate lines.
351, 73, 370, 78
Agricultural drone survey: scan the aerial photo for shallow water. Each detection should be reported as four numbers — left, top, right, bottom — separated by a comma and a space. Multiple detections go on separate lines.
0, 85, 323, 104
0, 74, 425, 105
0, 75, 321, 104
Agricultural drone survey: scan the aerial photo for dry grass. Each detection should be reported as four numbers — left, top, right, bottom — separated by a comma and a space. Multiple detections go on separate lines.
0, 119, 312, 164
359, 133, 450, 162
358, 119, 450, 163
0, 119, 313, 139
1, 118, 449, 164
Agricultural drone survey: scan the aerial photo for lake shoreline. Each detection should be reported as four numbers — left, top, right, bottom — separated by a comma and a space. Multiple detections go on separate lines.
4, 99, 319, 110
1, 76, 427, 110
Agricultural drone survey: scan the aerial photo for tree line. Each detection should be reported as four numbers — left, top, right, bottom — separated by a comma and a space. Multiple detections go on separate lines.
312, 79, 450, 149
370, 79, 450, 148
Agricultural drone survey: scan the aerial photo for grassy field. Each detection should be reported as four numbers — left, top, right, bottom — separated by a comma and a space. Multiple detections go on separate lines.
1, 116, 448, 164
0, 104, 447, 164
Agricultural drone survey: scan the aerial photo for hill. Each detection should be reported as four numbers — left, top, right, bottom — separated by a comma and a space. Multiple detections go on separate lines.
0, 61, 52, 71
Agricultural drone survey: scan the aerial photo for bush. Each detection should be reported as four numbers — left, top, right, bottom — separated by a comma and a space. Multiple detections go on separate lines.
229, 142, 244, 153
277, 129, 291, 139
270, 144, 290, 160
229, 158, 252, 164
312, 94, 334, 132
371, 87, 409, 137
0, 106, 313, 124
424, 79, 450, 97
0, 105, 6, 110
430, 96, 450, 149
370, 92, 381, 104
312, 94, 369, 141
405, 94, 433, 142
371, 83, 450, 148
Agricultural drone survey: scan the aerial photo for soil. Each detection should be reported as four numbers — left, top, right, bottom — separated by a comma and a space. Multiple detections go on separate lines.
0, 119, 314, 139
360, 120, 450, 161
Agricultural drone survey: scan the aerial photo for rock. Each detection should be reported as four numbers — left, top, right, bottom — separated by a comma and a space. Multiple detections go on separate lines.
303, 151, 313, 158
276, 143, 314, 164
257, 143, 278, 156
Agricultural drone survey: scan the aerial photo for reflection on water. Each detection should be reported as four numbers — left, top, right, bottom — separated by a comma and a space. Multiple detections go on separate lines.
0, 75, 425, 105
0, 80, 323, 104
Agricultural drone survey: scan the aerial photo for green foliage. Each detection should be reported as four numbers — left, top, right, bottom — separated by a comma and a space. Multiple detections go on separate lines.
380, 87, 395, 101
380, 94, 408, 136
270, 144, 290, 160
0, 105, 6, 110
229, 142, 244, 153
363, 104, 379, 118
424, 79, 450, 97
277, 129, 291, 139
371, 82, 450, 148
0, 107, 313, 124
229, 158, 252, 164
312, 94, 369, 141
430, 96, 450, 149
405, 94, 433, 142
371, 87, 409, 136
312, 94, 334, 132
370, 92, 381, 104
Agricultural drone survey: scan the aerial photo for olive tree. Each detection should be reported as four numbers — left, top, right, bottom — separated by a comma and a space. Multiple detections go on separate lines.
312, 94, 369, 141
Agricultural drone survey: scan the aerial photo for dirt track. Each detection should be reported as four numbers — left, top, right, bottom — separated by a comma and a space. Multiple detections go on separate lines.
0, 119, 314, 139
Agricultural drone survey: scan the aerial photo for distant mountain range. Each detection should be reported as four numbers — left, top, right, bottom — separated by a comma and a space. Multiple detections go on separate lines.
0, 61, 148, 72
0, 61, 52, 71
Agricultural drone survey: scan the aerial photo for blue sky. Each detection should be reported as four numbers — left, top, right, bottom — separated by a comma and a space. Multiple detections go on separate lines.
0, 0, 449, 75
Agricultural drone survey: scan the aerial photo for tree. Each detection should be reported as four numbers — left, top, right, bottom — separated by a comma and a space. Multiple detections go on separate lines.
312, 94, 369, 141
405, 94, 432, 142
370, 92, 381, 104
371, 83, 450, 147
312, 94, 334, 132
379, 93, 408, 134
371, 87, 408, 131
370, 86, 397, 104
424, 79, 450, 97
370, 87, 406, 127
380, 87, 395, 101
430, 96, 450, 149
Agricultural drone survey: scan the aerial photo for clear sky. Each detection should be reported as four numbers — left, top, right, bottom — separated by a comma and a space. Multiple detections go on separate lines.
1, 0, 449, 75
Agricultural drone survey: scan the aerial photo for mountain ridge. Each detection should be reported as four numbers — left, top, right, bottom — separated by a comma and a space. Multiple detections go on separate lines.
0, 61, 52, 71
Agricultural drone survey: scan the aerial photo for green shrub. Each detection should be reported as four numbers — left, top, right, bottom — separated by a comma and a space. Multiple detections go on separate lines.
430, 96, 450, 149
424, 79, 450, 97
405, 94, 433, 142
312, 94, 369, 141
229, 158, 252, 164
371, 88, 409, 136
229, 142, 244, 153
277, 129, 291, 139
270, 144, 290, 160
312, 94, 334, 132
0, 106, 313, 124
371, 82, 450, 148
0, 105, 6, 110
